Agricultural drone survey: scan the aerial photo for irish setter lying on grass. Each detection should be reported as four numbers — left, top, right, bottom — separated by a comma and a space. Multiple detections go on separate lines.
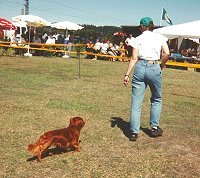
28, 117, 85, 161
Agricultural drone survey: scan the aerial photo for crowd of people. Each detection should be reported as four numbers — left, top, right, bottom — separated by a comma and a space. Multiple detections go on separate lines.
85, 39, 129, 61
6, 26, 135, 60
7, 29, 200, 63
8, 29, 77, 57
10, 30, 74, 45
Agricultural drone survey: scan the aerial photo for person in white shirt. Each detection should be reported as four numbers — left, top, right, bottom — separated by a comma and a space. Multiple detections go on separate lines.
46, 34, 55, 44
125, 33, 135, 57
92, 39, 103, 60
10, 33, 18, 43
124, 17, 170, 141
93, 39, 102, 52
197, 40, 200, 59
101, 40, 110, 54
42, 33, 48, 43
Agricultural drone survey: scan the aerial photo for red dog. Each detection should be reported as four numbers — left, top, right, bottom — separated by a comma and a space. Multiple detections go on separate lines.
28, 117, 85, 161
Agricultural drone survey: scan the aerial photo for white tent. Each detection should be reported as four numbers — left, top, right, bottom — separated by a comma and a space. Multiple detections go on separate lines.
154, 20, 200, 49
154, 20, 200, 39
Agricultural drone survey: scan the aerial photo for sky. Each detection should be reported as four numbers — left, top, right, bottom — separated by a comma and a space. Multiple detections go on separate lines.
1, 0, 200, 27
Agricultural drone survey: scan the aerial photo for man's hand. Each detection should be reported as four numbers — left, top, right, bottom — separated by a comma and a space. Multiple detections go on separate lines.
124, 75, 130, 86
160, 63, 166, 70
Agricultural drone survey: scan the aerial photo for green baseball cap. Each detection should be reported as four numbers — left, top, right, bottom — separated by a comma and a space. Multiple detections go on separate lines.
140, 17, 153, 27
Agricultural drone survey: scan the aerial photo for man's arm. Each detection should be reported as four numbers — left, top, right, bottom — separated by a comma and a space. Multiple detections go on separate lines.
160, 42, 170, 70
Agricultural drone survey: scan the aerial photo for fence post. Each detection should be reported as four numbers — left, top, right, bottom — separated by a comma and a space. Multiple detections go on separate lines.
78, 49, 81, 79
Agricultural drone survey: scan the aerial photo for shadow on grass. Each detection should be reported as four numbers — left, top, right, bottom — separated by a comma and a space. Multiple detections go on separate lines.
110, 117, 153, 138
140, 127, 152, 137
110, 117, 131, 138
27, 147, 72, 162
167, 92, 200, 100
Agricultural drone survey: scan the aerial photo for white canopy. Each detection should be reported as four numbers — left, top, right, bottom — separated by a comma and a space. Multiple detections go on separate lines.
12, 15, 51, 27
51, 21, 84, 30
154, 20, 200, 39
12, 21, 27, 28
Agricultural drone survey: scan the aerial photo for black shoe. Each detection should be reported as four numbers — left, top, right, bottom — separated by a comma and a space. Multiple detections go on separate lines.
129, 133, 138, 141
150, 126, 163, 137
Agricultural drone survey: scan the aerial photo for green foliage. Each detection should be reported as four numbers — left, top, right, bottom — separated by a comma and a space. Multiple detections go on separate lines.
0, 47, 15, 56
0, 47, 5, 55
5, 47, 15, 56
76, 24, 122, 42
36, 25, 122, 43
74, 44, 85, 54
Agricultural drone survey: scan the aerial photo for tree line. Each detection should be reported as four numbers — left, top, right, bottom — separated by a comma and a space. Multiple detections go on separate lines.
63, 24, 123, 44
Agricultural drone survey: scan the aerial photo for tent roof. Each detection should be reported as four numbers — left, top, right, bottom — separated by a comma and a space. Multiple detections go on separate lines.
154, 20, 200, 39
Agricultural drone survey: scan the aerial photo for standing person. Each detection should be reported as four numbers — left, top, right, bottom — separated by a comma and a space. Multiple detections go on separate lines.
197, 39, 200, 60
124, 17, 170, 141
125, 33, 135, 57
67, 33, 74, 58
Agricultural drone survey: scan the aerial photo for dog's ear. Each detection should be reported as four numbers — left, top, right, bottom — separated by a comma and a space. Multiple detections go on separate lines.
69, 117, 78, 126
69, 117, 74, 126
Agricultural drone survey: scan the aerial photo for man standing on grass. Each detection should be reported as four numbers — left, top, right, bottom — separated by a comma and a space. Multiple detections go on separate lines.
124, 17, 170, 141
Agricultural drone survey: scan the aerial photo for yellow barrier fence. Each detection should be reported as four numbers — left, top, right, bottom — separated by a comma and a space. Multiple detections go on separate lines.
0, 41, 200, 71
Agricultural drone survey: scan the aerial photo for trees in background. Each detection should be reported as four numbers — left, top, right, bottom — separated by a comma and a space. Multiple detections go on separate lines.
75, 24, 122, 43
34, 24, 124, 44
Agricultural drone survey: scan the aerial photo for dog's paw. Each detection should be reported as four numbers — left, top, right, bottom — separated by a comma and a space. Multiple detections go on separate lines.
74, 145, 81, 151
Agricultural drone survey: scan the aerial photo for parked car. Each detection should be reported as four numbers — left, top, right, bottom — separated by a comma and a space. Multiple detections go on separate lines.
169, 52, 197, 63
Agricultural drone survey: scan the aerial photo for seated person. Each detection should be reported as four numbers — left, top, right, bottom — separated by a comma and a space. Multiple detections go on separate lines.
101, 40, 110, 54
46, 34, 55, 44
32, 34, 42, 56
10, 33, 18, 45
33, 34, 41, 43
107, 43, 119, 61
118, 42, 128, 61
92, 39, 103, 60
93, 39, 102, 53
85, 41, 95, 59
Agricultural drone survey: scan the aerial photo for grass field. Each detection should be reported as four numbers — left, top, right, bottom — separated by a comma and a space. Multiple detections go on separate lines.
0, 56, 199, 178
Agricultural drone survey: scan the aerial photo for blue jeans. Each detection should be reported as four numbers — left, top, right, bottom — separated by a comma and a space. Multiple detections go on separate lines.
130, 60, 162, 134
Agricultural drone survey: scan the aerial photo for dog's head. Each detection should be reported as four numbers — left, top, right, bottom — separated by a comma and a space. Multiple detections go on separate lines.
69, 117, 85, 130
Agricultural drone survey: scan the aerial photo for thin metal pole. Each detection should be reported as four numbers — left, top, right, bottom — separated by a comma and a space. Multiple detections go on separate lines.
78, 50, 80, 79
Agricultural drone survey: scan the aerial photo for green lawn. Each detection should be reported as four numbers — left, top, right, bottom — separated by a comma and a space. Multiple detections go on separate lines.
0, 56, 199, 178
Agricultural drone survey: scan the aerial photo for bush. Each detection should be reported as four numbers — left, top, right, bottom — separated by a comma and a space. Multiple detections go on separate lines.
74, 44, 85, 58
0, 47, 5, 56
5, 48, 15, 56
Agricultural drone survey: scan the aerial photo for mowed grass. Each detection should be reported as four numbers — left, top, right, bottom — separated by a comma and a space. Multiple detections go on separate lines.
0, 56, 199, 178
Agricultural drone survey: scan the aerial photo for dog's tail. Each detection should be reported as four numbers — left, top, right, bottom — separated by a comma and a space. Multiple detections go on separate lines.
28, 140, 40, 155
